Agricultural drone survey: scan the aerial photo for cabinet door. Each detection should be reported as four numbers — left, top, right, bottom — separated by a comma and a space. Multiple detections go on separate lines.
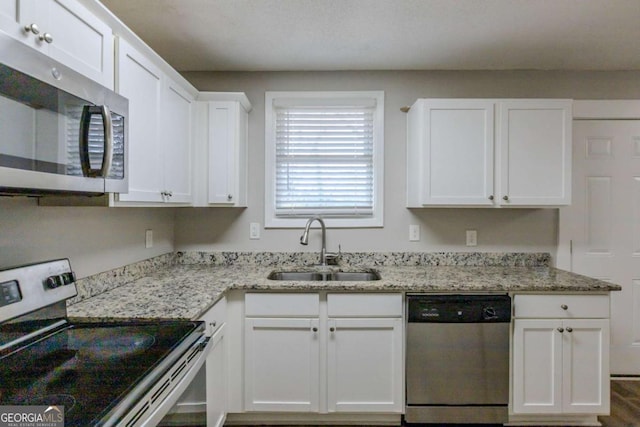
115, 38, 164, 203
512, 319, 563, 414
498, 100, 572, 205
43, 0, 114, 88
562, 319, 610, 414
208, 101, 238, 205
408, 99, 495, 206
327, 318, 403, 413
244, 318, 320, 412
161, 78, 193, 204
206, 325, 227, 427
0, 0, 33, 43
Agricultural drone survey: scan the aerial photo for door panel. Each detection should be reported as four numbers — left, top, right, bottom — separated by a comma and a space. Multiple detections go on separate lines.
560, 120, 640, 374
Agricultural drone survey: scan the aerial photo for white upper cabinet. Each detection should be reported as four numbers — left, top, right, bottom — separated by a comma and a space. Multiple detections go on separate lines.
193, 93, 252, 207
407, 99, 495, 206
407, 98, 572, 207
497, 100, 572, 206
0, 0, 114, 88
160, 78, 194, 204
115, 38, 195, 205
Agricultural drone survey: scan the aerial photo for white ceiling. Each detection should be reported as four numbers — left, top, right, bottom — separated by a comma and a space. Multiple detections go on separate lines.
101, 0, 640, 72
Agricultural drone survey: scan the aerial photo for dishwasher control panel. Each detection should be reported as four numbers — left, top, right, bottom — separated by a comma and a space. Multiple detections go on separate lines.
407, 294, 511, 323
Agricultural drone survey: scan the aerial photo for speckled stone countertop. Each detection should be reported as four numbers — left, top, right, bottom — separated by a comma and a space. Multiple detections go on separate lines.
67, 252, 620, 321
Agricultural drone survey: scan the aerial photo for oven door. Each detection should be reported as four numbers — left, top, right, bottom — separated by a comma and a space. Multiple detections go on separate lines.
110, 334, 213, 427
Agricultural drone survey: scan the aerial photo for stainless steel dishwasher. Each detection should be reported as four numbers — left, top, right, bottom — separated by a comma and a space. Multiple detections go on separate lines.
405, 294, 511, 424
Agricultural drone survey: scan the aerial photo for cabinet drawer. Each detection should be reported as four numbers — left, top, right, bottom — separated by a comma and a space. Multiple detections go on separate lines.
245, 293, 319, 317
328, 293, 402, 317
514, 294, 609, 319
200, 296, 227, 336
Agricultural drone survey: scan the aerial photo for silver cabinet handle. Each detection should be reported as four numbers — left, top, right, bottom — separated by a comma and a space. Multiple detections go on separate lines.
557, 327, 564, 333
566, 327, 573, 333
561, 304, 568, 310
24, 23, 40, 34
503, 195, 509, 201
39, 33, 53, 44
488, 195, 494, 201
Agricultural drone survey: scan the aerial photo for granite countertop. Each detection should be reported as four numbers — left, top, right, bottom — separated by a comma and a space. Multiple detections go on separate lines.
67, 262, 621, 321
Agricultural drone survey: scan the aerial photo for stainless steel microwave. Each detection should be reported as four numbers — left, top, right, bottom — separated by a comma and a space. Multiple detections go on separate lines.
0, 32, 128, 196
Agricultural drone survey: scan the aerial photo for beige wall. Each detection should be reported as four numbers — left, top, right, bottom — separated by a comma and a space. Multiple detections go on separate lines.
3, 70, 640, 276
0, 198, 174, 278
175, 69, 640, 259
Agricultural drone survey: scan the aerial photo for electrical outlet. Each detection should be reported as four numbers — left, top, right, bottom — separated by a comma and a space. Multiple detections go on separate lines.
249, 222, 261, 240
145, 229, 153, 248
466, 229, 477, 246
409, 224, 420, 241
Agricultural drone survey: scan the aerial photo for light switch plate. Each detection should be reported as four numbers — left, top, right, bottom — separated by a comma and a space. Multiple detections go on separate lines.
409, 224, 420, 241
145, 229, 153, 248
466, 229, 477, 246
250, 222, 261, 240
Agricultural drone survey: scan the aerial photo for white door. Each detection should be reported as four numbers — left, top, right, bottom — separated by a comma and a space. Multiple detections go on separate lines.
412, 99, 495, 206
560, 119, 640, 374
43, 0, 114, 88
512, 319, 563, 414
115, 38, 164, 203
208, 101, 237, 205
326, 318, 403, 413
206, 326, 227, 427
244, 318, 320, 412
161, 78, 193, 204
562, 319, 610, 414
497, 100, 572, 206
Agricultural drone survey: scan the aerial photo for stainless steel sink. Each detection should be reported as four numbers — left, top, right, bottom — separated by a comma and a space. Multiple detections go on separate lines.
267, 270, 381, 281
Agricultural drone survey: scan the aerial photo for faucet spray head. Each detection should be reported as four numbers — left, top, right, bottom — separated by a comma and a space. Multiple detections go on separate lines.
300, 229, 309, 245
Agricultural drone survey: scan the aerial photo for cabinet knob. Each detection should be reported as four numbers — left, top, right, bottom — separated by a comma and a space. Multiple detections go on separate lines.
39, 33, 53, 44
502, 195, 509, 201
209, 321, 217, 328
227, 194, 233, 201
329, 327, 335, 332
488, 195, 494, 201
561, 304, 568, 310
557, 327, 564, 333
312, 327, 318, 332
24, 23, 40, 35
566, 327, 573, 333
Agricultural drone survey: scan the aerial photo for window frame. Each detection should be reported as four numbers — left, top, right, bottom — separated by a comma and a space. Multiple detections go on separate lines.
264, 91, 384, 228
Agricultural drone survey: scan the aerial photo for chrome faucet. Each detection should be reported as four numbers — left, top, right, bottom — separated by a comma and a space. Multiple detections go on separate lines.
300, 216, 327, 266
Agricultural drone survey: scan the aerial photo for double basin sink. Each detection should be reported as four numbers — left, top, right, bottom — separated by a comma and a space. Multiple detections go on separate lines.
268, 270, 381, 281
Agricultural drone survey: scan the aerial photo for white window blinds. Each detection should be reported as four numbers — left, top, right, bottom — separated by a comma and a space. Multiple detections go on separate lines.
274, 104, 375, 217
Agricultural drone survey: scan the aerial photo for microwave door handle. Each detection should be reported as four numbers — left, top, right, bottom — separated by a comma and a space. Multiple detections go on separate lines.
100, 105, 113, 178
79, 105, 113, 178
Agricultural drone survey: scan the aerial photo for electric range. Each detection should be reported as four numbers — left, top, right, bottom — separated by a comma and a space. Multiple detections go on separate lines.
0, 259, 211, 427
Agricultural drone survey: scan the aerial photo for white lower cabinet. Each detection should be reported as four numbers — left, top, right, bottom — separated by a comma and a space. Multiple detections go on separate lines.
206, 325, 227, 427
511, 294, 610, 424
327, 317, 403, 412
243, 292, 403, 415
244, 318, 321, 412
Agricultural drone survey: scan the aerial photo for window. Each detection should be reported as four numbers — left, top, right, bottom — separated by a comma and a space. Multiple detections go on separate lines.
265, 91, 384, 228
